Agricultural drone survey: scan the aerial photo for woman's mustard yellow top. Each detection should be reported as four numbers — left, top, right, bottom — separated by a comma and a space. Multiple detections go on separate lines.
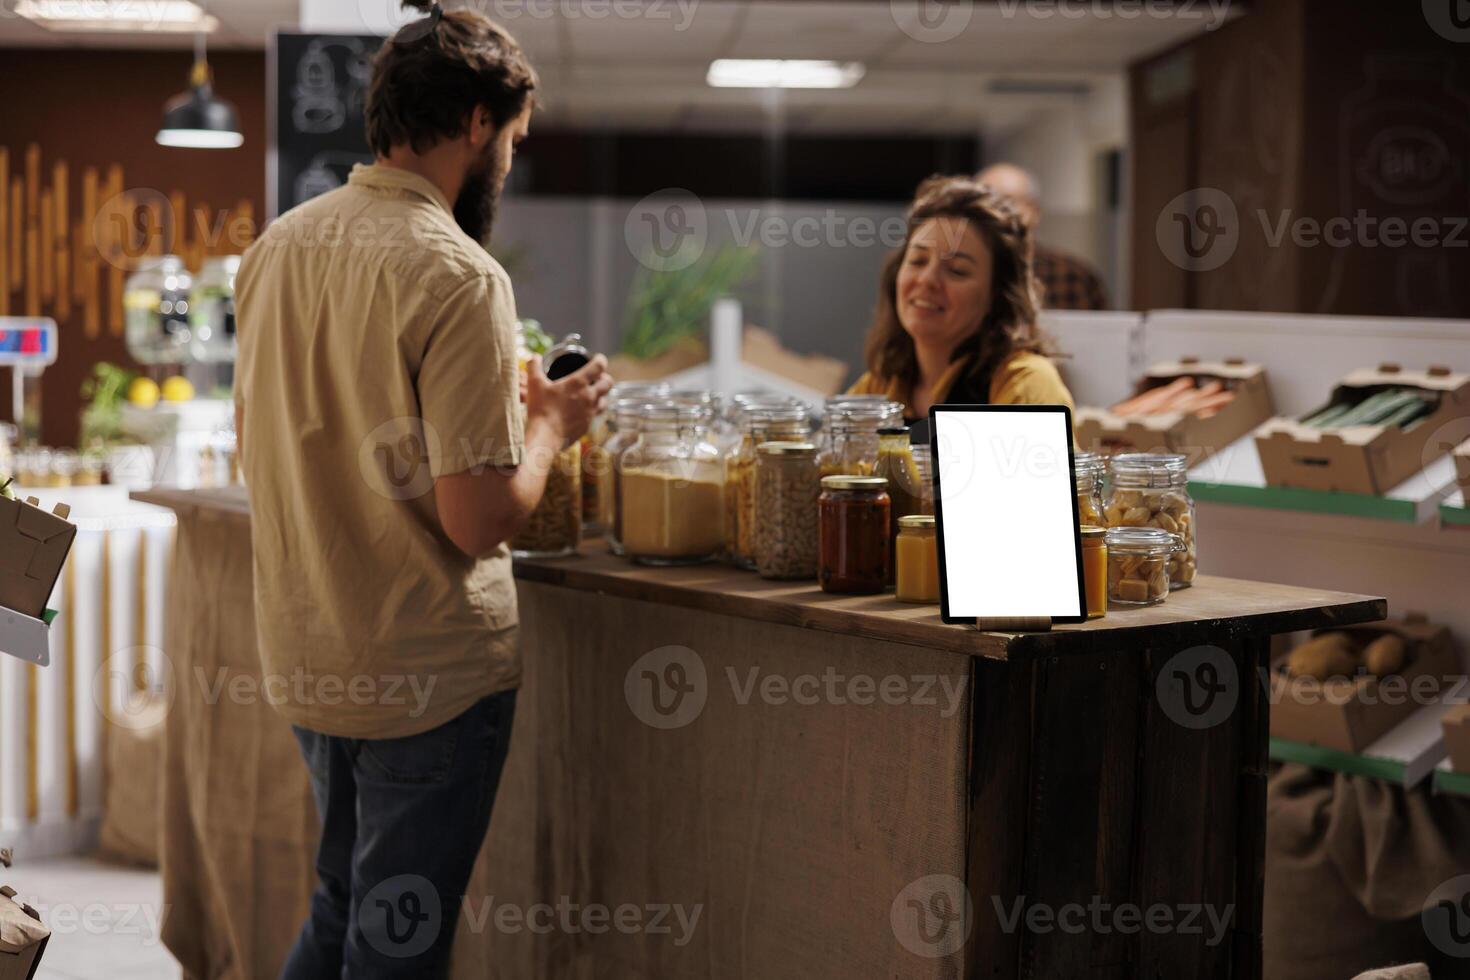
847, 351, 1074, 416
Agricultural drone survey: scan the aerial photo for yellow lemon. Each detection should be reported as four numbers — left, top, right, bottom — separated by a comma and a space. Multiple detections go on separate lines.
128, 377, 161, 408
161, 376, 195, 402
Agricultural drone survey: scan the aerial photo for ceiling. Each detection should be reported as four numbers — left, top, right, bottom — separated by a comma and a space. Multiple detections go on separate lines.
0, 1, 1238, 135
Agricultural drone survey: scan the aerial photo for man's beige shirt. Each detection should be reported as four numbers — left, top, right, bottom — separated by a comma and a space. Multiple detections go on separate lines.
236, 163, 523, 739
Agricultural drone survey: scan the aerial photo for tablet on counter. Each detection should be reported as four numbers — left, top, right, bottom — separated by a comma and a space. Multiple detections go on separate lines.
927, 405, 1088, 626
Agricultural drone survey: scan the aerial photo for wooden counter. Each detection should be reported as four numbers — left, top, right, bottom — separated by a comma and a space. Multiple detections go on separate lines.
135, 488, 1386, 980
514, 541, 1385, 661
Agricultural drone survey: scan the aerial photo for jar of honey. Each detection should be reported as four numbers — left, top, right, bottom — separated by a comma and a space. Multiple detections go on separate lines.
818, 475, 890, 595
895, 514, 939, 603
1080, 524, 1107, 619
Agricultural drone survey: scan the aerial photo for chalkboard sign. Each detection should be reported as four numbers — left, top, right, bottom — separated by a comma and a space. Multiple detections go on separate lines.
269, 31, 385, 218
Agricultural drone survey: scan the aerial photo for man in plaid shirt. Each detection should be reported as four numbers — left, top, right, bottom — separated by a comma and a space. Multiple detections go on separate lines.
977, 163, 1109, 311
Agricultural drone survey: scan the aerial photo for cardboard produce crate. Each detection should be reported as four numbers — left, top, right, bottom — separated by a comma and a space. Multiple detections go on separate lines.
1454, 437, 1470, 496
1255, 364, 1470, 496
0, 495, 76, 620
0, 886, 49, 980
1073, 357, 1272, 464
1269, 614, 1459, 754
1446, 704, 1470, 774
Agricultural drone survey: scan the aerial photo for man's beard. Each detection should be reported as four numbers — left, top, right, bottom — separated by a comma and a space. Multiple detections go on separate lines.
453, 143, 507, 245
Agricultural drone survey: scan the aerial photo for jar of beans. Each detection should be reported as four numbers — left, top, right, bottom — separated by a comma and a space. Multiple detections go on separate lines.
818, 475, 890, 595
754, 441, 820, 579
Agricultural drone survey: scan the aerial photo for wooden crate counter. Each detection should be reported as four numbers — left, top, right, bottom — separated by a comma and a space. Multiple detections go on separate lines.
134, 487, 1384, 980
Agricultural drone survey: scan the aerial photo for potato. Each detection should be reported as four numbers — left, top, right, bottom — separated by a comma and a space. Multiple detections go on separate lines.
1363, 634, 1407, 677
1286, 633, 1359, 681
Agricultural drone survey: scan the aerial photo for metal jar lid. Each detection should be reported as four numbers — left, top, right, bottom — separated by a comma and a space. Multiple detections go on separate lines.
820, 475, 889, 492
544, 333, 592, 381
1103, 526, 1181, 554
1080, 524, 1107, 538
756, 441, 818, 456
898, 514, 936, 530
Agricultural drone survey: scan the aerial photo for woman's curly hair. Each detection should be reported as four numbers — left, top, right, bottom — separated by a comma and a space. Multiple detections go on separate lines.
863, 175, 1052, 399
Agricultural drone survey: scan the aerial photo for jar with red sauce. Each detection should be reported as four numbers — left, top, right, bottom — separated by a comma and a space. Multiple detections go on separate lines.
818, 475, 890, 594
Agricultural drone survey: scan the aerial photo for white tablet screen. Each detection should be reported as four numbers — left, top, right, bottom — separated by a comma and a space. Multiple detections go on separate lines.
930, 406, 1086, 623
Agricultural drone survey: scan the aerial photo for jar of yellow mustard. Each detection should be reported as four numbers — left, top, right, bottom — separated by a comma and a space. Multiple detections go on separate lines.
1080, 525, 1107, 620
895, 514, 939, 603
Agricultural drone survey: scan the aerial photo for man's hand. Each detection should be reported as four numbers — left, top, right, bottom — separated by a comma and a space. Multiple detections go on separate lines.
525, 354, 613, 448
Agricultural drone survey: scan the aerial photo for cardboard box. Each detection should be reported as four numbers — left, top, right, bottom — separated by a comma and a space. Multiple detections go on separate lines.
1269, 614, 1460, 753
0, 496, 76, 620
1254, 364, 1470, 496
1454, 438, 1470, 496
1073, 357, 1273, 465
0, 885, 49, 980
1445, 703, 1470, 773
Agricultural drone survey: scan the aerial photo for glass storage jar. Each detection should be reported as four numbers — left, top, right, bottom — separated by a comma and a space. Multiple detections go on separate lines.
589, 383, 669, 538
600, 396, 659, 555
753, 441, 820, 580
1080, 525, 1108, 619
187, 255, 239, 364
1074, 452, 1106, 527
512, 439, 582, 559
818, 475, 891, 595
818, 401, 899, 479
619, 403, 726, 565
726, 403, 810, 568
124, 255, 192, 365
876, 427, 925, 582
895, 514, 939, 603
1103, 526, 1182, 606
1105, 453, 1196, 589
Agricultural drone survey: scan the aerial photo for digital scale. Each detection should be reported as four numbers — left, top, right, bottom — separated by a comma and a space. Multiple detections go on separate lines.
0, 319, 62, 665
0, 317, 58, 446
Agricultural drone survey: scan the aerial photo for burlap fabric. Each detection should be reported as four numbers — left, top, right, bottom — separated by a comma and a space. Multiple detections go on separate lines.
157, 507, 972, 979
1266, 763, 1470, 980
97, 695, 169, 867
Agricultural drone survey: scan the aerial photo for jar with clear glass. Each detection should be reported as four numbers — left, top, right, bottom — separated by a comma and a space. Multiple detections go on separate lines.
124, 255, 192, 365
818, 402, 898, 479
726, 403, 810, 568
1074, 451, 1106, 527
753, 441, 820, 580
875, 427, 925, 581
619, 403, 725, 565
513, 439, 582, 559
818, 475, 891, 594
1105, 453, 1196, 589
588, 383, 668, 538
600, 397, 658, 556
1104, 526, 1183, 606
187, 255, 240, 364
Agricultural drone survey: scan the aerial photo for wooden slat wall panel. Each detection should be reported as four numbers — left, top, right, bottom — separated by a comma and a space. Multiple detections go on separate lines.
53, 160, 70, 321
0, 147, 8, 317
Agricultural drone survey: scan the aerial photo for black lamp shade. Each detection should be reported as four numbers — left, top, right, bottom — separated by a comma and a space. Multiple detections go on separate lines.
157, 80, 243, 148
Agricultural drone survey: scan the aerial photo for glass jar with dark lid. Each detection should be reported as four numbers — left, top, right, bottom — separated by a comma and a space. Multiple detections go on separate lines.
818, 474, 890, 595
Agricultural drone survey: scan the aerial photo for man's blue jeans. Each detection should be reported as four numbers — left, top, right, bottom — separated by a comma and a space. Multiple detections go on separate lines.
280, 690, 517, 979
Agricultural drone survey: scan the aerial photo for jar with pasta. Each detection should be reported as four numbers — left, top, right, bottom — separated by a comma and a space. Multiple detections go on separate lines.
1105, 453, 1196, 589
620, 403, 726, 565
1073, 452, 1105, 527
726, 402, 809, 569
1103, 526, 1182, 606
754, 441, 820, 580
512, 440, 582, 558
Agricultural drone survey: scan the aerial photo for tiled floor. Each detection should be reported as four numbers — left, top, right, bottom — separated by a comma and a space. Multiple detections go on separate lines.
3, 855, 182, 980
